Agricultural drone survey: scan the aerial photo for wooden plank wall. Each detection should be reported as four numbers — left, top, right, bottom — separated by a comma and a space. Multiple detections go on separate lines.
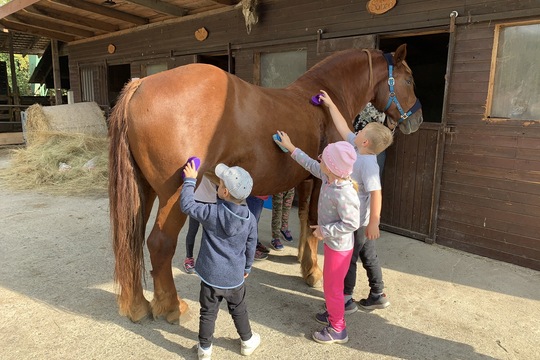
382, 123, 439, 240
438, 21, 540, 270
67, 0, 468, 95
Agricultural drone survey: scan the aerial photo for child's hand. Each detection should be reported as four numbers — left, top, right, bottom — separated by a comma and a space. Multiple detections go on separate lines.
310, 225, 323, 240
276, 130, 296, 153
183, 160, 199, 179
365, 222, 380, 240
318, 90, 335, 108
244, 272, 249, 279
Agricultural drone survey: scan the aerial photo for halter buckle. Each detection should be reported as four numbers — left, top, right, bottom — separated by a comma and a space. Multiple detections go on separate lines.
388, 77, 395, 86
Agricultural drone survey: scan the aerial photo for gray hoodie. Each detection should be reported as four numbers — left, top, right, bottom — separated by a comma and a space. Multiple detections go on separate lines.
180, 178, 258, 289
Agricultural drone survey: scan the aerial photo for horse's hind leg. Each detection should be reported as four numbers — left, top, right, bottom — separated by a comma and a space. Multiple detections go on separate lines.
147, 190, 188, 324
124, 181, 155, 322
297, 179, 323, 287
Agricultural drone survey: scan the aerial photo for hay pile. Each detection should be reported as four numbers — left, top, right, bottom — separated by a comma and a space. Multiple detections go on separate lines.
0, 103, 109, 196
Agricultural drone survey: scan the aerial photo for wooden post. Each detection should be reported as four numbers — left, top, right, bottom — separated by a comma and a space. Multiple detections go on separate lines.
51, 39, 63, 105
427, 11, 459, 244
7, 32, 20, 121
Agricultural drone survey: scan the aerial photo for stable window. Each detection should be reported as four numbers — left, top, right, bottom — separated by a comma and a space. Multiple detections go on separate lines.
260, 50, 307, 88
487, 22, 540, 120
145, 63, 168, 76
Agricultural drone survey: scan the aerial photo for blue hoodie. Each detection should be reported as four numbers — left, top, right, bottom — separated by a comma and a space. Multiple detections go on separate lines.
180, 178, 258, 289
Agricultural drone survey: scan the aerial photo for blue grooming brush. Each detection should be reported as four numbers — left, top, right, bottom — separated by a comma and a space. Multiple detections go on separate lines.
272, 133, 289, 153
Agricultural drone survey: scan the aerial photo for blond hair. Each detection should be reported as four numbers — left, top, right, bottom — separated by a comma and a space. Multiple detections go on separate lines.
363, 122, 393, 154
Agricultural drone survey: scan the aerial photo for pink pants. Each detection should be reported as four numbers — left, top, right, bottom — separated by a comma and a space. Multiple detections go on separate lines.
323, 244, 354, 332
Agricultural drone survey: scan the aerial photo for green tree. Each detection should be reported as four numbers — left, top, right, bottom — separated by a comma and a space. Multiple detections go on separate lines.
1, 0, 33, 96
0, 53, 32, 96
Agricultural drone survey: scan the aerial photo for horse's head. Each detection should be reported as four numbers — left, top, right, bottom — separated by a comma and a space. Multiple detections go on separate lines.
373, 44, 423, 134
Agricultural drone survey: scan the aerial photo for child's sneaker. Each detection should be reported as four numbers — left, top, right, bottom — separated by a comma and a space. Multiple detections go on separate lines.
280, 229, 293, 241
256, 242, 270, 253
315, 311, 329, 325
271, 238, 284, 251
197, 343, 212, 359
254, 250, 268, 261
359, 293, 390, 310
183, 257, 195, 274
344, 298, 358, 315
312, 326, 348, 344
322, 299, 358, 315
240, 332, 260, 356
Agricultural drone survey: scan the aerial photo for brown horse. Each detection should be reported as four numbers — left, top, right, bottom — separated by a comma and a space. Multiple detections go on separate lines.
108, 44, 422, 323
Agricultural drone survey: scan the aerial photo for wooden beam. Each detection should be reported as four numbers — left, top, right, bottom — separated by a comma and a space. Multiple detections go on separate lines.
8, 13, 95, 38
50, 0, 149, 26
0, 19, 77, 42
124, 0, 187, 17
0, 0, 41, 18
27, 4, 120, 32
0, 132, 24, 145
209, 0, 238, 5
51, 39, 63, 104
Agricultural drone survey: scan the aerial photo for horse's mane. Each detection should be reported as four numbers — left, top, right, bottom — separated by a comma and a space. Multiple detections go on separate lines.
291, 48, 381, 120
297, 48, 380, 86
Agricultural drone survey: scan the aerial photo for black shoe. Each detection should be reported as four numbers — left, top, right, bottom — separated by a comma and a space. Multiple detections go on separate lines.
359, 293, 390, 310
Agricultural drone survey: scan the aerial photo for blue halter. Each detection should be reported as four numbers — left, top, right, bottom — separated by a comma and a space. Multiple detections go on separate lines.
382, 53, 422, 124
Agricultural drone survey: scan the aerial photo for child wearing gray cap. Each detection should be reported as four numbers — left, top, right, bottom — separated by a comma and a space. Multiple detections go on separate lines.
180, 161, 261, 359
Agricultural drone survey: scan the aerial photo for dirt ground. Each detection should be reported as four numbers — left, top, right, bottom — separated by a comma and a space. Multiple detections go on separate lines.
0, 147, 539, 360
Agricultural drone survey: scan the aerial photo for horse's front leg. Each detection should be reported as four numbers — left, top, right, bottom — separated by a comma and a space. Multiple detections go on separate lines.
297, 178, 323, 287
147, 198, 189, 324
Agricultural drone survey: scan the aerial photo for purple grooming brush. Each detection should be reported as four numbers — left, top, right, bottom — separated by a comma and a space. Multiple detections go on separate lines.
310, 93, 323, 106
182, 156, 201, 179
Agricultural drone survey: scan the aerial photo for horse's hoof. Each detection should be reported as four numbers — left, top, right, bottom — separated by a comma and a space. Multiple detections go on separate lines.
123, 304, 152, 323
179, 298, 189, 315
165, 309, 180, 324
305, 273, 323, 288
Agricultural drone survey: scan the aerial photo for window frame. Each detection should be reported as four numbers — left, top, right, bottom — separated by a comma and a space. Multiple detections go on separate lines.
485, 20, 540, 122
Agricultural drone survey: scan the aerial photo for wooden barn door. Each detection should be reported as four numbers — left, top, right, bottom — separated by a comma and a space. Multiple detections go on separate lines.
381, 123, 441, 241
379, 32, 451, 242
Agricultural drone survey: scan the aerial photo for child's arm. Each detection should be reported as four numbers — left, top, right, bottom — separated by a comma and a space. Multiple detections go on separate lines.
244, 221, 258, 278
365, 189, 382, 240
180, 161, 214, 225
319, 90, 353, 141
275, 130, 324, 180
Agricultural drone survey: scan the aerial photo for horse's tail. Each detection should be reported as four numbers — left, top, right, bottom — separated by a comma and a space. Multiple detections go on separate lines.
108, 78, 145, 316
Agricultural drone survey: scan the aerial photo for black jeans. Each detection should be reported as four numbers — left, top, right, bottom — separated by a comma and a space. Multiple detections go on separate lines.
343, 226, 384, 296
198, 281, 252, 348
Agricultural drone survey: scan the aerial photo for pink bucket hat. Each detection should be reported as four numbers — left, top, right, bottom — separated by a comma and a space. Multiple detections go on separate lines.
321, 141, 357, 178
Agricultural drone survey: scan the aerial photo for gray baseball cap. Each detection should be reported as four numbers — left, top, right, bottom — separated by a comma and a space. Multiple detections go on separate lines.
215, 163, 253, 201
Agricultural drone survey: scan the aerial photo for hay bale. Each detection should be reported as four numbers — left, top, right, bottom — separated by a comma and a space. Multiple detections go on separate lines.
1, 102, 109, 196
25, 102, 107, 144
0, 133, 109, 196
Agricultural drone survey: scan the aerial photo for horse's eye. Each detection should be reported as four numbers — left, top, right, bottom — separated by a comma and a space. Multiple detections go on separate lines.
406, 79, 412, 85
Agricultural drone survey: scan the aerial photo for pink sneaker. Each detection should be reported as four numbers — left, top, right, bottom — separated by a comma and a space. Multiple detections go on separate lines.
183, 257, 195, 274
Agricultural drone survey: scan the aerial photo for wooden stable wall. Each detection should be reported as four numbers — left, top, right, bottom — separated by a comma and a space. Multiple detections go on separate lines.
68, 0, 472, 104
66, 0, 540, 271
382, 123, 439, 241
438, 21, 540, 270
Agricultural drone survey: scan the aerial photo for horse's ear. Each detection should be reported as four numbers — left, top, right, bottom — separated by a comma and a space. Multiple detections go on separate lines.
394, 44, 407, 65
